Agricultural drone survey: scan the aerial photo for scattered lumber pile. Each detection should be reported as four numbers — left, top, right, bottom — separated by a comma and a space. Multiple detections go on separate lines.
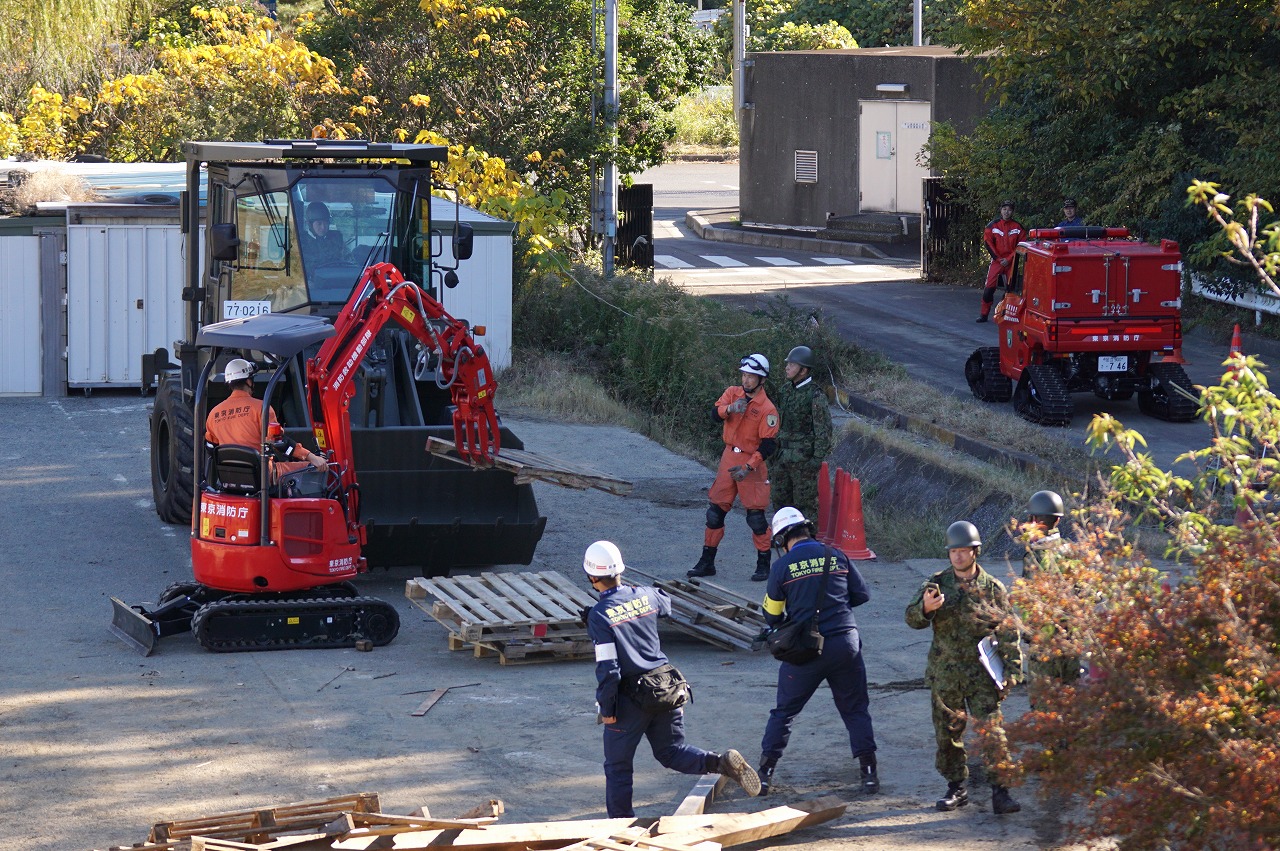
98, 788, 847, 851
425, 437, 633, 495
624, 568, 769, 651
406, 572, 598, 665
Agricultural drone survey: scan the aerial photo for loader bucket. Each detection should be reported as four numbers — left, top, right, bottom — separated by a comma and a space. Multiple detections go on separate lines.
109, 597, 160, 656
339, 425, 546, 575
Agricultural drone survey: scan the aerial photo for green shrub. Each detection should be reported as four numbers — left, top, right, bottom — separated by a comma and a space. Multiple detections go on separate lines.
670, 86, 737, 148
514, 263, 852, 455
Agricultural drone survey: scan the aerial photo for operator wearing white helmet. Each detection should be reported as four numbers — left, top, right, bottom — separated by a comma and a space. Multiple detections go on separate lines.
688, 353, 780, 580
205, 357, 328, 476
583, 541, 760, 816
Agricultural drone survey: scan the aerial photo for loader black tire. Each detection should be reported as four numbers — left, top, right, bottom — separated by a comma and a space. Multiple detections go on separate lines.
965, 347, 1013, 402
151, 375, 195, 525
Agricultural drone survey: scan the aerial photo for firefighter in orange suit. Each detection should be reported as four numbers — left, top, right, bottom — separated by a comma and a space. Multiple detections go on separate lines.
688, 353, 780, 581
205, 358, 328, 478
977, 200, 1024, 323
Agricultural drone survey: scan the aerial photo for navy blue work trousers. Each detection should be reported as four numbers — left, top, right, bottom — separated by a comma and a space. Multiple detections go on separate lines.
760, 630, 876, 761
603, 693, 715, 817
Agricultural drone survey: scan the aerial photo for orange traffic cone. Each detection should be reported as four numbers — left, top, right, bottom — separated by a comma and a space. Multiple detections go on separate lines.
1160, 346, 1188, 365
816, 461, 833, 543
1231, 323, 1243, 356
836, 476, 876, 560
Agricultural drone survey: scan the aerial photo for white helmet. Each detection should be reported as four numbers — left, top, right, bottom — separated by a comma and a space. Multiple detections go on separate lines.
224, 358, 255, 383
583, 540, 626, 577
771, 506, 811, 546
740, 353, 770, 377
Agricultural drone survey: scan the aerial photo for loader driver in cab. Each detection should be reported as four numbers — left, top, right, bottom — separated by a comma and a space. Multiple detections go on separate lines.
977, 200, 1023, 323
302, 201, 350, 265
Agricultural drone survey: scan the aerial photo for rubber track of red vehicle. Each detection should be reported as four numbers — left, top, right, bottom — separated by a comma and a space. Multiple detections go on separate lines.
191, 596, 400, 652
1015, 364, 1074, 426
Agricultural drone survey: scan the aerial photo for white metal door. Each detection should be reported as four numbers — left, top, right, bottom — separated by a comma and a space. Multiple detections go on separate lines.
66, 224, 186, 387
0, 236, 42, 395
859, 100, 932, 214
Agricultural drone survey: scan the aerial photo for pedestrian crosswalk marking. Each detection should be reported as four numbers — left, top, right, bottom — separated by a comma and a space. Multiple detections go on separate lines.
760, 257, 802, 266
655, 254, 694, 269
812, 257, 854, 265
704, 255, 748, 267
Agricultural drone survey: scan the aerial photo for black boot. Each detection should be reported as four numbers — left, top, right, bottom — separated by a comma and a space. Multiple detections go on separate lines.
859, 757, 879, 794
936, 781, 969, 811
992, 785, 1021, 814
688, 546, 717, 578
976, 314, 989, 323
757, 757, 778, 796
751, 550, 771, 581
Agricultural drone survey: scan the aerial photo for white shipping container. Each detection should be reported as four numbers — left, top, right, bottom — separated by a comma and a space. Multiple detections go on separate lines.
0, 236, 42, 395
66, 221, 187, 388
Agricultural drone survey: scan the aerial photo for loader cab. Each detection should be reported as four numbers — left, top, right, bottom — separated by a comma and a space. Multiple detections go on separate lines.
206, 166, 440, 319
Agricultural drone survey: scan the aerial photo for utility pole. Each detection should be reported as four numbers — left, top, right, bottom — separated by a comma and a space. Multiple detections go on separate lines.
732, 0, 747, 119
913, 0, 922, 46
591, 0, 619, 276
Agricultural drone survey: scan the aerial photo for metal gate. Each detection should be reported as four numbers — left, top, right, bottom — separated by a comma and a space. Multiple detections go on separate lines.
922, 177, 985, 284
616, 183, 653, 270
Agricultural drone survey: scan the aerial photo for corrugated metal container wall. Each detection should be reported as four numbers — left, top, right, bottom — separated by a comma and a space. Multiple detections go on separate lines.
66, 224, 185, 387
0, 236, 43, 394
435, 230, 515, 371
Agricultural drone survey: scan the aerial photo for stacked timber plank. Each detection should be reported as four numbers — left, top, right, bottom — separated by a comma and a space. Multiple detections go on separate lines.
406, 571, 598, 665
624, 568, 769, 651
98, 789, 847, 851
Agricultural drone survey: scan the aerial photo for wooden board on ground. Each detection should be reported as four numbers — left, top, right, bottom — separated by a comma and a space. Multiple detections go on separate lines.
426, 437, 633, 496
147, 793, 381, 844
624, 568, 769, 651
656, 796, 848, 848
672, 773, 730, 817
407, 571, 598, 665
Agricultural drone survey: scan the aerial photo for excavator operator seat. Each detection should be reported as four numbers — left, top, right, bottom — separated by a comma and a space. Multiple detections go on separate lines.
208, 444, 262, 495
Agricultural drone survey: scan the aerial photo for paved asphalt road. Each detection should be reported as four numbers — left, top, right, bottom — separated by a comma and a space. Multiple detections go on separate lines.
637, 162, 1231, 472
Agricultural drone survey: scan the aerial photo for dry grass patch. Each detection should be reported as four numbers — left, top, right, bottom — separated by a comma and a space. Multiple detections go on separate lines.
499, 352, 641, 428
7, 168, 98, 212
845, 363, 1099, 477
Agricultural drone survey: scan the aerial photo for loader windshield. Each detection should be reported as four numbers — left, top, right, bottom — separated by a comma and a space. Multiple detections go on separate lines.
225, 170, 434, 314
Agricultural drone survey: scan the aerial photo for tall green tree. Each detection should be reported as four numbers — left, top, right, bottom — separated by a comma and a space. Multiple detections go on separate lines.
300, 0, 714, 231
928, 0, 1280, 277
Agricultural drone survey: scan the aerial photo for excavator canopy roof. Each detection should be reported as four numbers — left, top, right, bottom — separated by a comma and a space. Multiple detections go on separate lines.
196, 313, 335, 358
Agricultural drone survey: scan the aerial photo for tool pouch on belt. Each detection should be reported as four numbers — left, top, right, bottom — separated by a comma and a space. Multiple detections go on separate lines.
765, 546, 832, 665
623, 663, 691, 714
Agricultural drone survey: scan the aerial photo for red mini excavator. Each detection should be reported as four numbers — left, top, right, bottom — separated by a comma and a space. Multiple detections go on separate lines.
111, 262, 500, 654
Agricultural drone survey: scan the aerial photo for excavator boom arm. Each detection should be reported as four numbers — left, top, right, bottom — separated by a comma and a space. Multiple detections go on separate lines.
306, 263, 500, 503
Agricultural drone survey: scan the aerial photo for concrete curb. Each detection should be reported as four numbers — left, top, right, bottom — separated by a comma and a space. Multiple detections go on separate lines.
685, 208, 895, 261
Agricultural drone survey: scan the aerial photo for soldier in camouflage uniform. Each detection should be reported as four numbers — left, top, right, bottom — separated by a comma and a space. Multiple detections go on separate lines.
905, 521, 1023, 815
770, 346, 834, 529
1018, 490, 1081, 688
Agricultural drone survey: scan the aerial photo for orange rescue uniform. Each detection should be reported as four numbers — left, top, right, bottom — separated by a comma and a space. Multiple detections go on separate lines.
205, 388, 310, 476
706, 385, 779, 551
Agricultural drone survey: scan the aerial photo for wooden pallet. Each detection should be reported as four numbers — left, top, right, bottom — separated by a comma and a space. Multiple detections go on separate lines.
407, 571, 598, 664
624, 568, 769, 651
426, 437, 633, 495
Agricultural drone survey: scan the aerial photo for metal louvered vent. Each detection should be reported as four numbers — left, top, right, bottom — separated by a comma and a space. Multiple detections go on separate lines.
794, 150, 818, 183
